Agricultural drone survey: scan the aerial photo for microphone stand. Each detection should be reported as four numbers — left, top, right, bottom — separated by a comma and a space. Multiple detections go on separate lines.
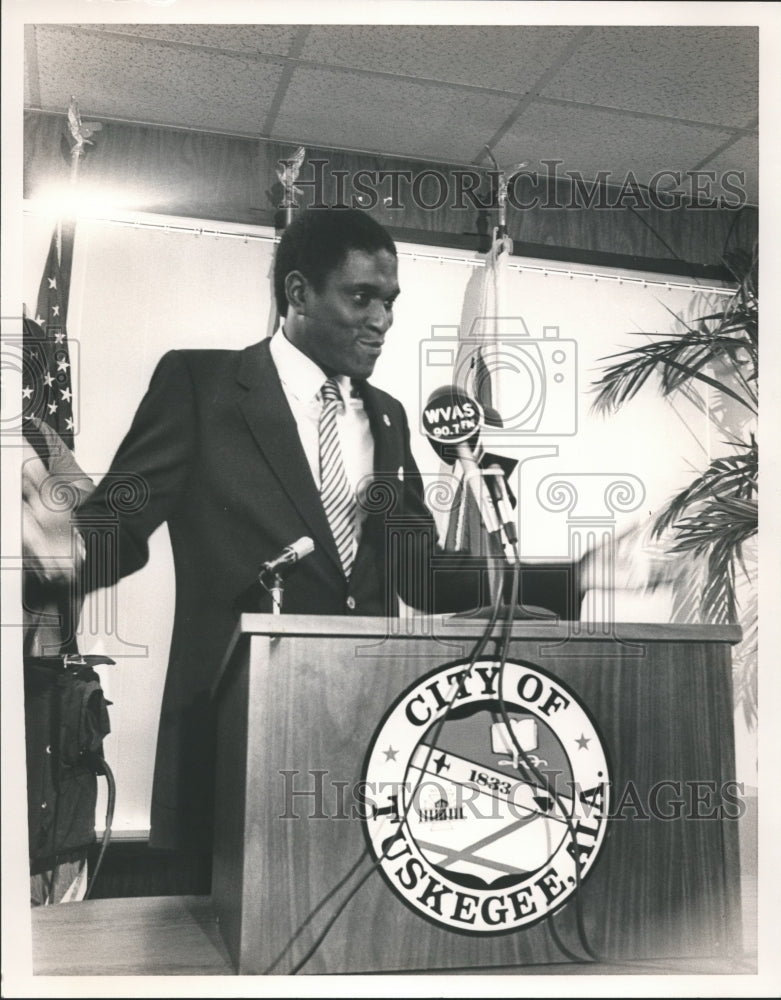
489, 521, 517, 609
256, 537, 315, 616
269, 572, 284, 615
463, 466, 517, 609
257, 566, 285, 615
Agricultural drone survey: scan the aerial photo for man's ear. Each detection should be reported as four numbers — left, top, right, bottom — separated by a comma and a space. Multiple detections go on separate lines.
284, 270, 308, 314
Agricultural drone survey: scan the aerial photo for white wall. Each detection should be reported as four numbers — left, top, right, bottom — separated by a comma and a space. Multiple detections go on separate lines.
23, 208, 742, 834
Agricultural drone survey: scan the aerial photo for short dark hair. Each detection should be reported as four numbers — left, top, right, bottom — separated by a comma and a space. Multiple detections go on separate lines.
273, 208, 397, 316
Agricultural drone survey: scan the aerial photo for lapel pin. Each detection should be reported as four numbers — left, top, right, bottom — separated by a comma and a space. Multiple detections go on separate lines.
383, 414, 391, 427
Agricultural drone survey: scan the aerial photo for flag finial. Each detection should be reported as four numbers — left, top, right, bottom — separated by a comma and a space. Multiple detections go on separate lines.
276, 146, 307, 227
66, 97, 103, 180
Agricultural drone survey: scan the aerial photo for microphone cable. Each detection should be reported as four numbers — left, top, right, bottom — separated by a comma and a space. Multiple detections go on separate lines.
264, 559, 508, 975
258, 571, 283, 613
492, 538, 605, 966
84, 755, 116, 900
262, 846, 371, 974
271, 513, 603, 971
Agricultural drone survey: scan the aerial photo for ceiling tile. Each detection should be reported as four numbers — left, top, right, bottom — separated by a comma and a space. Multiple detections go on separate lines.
273, 66, 519, 162
493, 101, 738, 189
32, 26, 284, 134
301, 25, 583, 92
685, 134, 758, 205
24, 23, 760, 207
70, 22, 299, 56
541, 26, 758, 127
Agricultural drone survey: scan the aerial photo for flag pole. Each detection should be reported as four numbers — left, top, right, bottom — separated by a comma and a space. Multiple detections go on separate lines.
66, 96, 92, 183
445, 150, 520, 570
58, 98, 93, 260
479, 147, 522, 424
25, 99, 97, 450
482, 145, 524, 250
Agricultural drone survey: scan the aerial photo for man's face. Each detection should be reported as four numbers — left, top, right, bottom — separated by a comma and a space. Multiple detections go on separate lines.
288, 248, 400, 380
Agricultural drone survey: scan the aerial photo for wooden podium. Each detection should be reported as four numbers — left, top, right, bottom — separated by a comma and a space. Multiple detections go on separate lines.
211, 614, 743, 975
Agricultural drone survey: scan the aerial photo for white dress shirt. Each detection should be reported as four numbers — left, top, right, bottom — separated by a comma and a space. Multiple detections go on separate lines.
269, 330, 374, 547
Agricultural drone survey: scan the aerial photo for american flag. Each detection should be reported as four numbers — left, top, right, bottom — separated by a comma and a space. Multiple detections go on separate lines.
23, 220, 76, 449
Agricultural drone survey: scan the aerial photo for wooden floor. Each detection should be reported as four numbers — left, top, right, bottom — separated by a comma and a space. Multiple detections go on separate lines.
32, 895, 233, 977
30, 894, 757, 978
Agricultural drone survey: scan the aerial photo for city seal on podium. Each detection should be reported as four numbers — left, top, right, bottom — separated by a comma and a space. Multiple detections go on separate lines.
362, 658, 611, 934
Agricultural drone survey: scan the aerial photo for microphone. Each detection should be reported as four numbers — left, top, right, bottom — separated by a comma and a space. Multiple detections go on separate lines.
475, 406, 518, 546
233, 537, 315, 616
260, 536, 315, 576
421, 387, 513, 549
479, 464, 518, 545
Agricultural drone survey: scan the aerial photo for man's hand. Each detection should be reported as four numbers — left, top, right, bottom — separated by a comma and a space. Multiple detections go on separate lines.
22, 456, 88, 584
579, 518, 681, 594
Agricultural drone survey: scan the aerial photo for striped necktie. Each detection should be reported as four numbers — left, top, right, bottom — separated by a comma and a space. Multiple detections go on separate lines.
319, 378, 356, 578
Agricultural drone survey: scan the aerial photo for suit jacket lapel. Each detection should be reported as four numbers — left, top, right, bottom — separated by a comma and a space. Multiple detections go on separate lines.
358, 380, 400, 479
352, 381, 410, 597
236, 340, 342, 572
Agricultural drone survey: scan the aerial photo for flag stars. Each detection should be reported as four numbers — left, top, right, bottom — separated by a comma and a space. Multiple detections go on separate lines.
28, 228, 75, 444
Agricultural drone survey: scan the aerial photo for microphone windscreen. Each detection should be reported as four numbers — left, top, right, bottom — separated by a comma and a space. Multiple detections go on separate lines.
291, 536, 315, 560
421, 386, 483, 463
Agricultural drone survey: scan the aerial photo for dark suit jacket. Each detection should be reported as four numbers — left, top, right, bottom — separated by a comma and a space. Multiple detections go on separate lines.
76, 338, 490, 850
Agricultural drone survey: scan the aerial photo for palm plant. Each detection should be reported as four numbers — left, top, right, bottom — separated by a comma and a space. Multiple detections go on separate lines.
590, 246, 758, 725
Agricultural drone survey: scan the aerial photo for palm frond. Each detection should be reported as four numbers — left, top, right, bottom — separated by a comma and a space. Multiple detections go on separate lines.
591, 332, 757, 415
700, 542, 738, 623
662, 299, 757, 361
653, 444, 758, 536
667, 495, 757, 556
591, 250, 757, 418
664, 494, 756, 626
669, 553, 707, 624
591, 244, 758, 685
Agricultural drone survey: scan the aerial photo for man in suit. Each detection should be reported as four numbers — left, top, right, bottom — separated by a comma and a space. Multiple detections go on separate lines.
72, 208, 492, 867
